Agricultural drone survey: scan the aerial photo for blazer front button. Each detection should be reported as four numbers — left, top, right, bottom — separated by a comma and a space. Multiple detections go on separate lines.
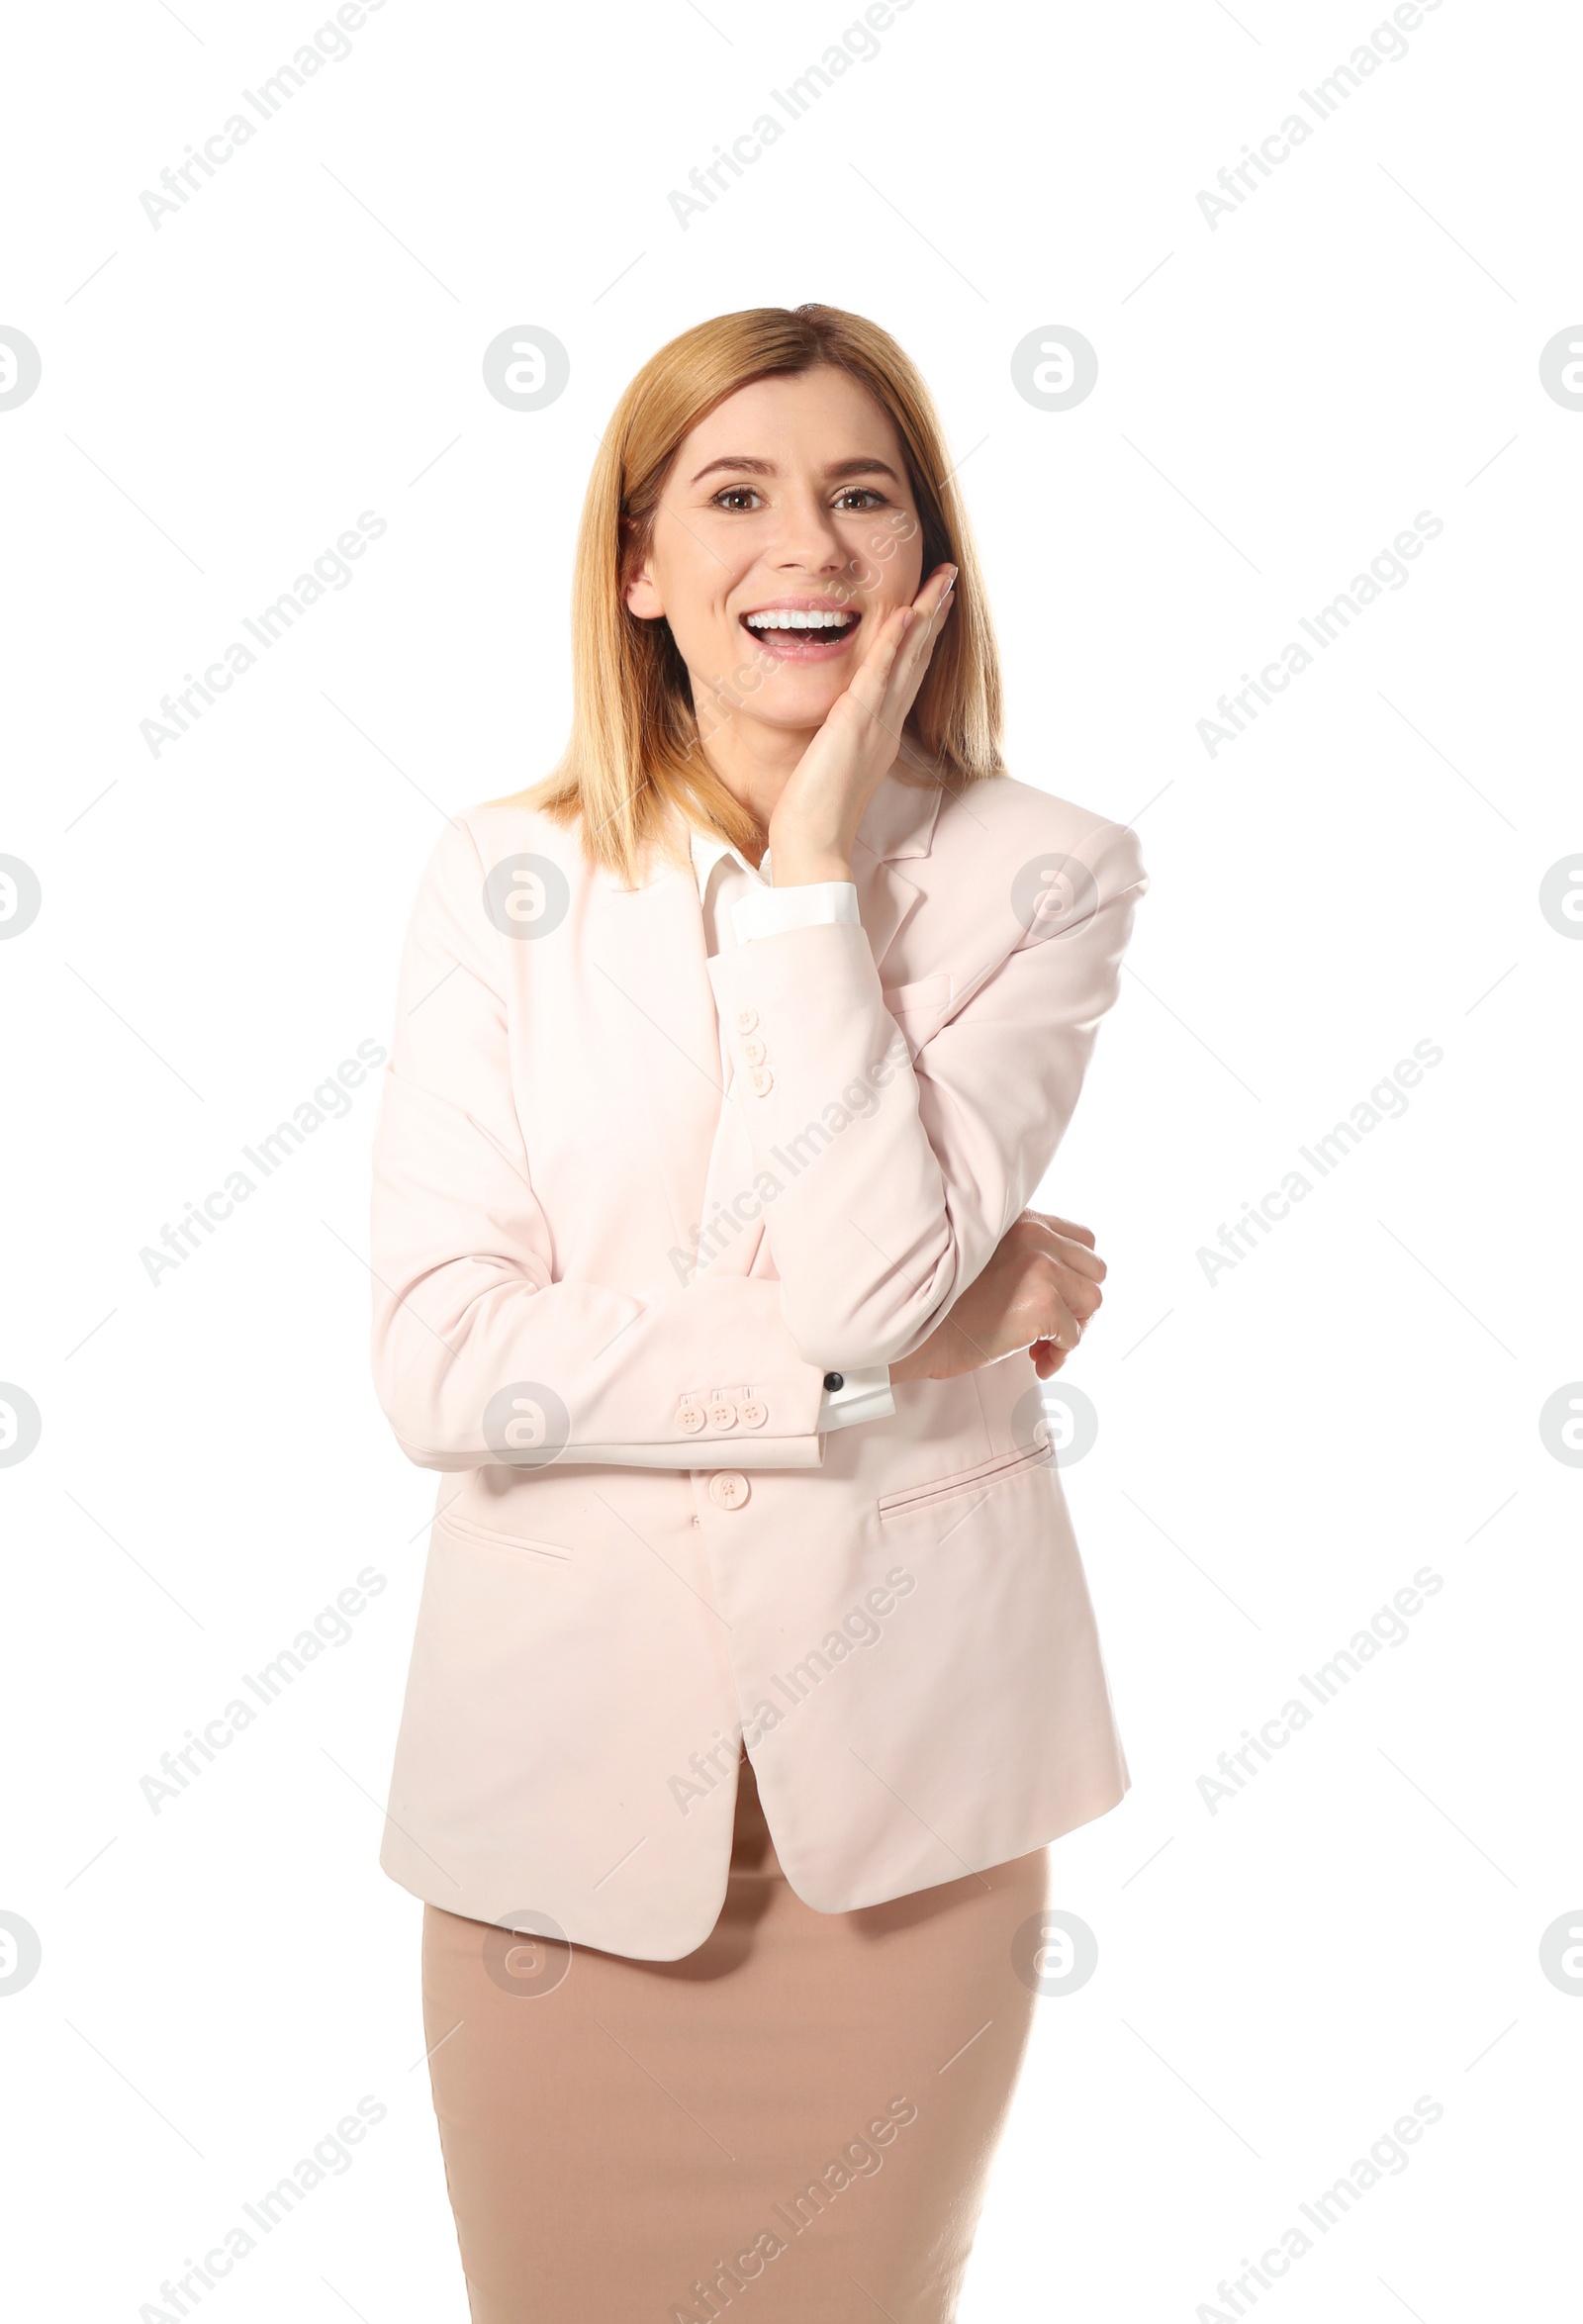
734, 1006, 760, 1033
738, 1399, 767, 1429
749, 1066, 774, 1096
708, 1471, 750, 1510
708, 1400, 737, 1430
676, 1401, 707, 1433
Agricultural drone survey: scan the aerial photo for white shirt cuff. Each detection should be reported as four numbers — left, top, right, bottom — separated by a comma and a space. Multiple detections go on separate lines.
729, 880, 860, 948
818, 1363, 895, 1432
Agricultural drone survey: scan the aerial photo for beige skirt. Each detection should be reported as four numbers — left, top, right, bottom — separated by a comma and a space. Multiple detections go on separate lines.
420, 1752, 1049, 2321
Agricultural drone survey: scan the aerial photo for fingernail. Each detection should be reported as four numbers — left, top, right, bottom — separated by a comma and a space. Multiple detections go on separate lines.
942, 565, 958, 593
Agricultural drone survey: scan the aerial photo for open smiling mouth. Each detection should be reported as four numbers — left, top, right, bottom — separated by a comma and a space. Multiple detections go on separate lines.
739, 605, 863, 660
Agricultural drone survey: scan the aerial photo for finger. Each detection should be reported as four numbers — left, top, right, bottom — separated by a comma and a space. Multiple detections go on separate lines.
1021, 1210, 1097, 1253
1023, 1210, 1096, 1252
1031, 1339, 1068, 1379
846, 568, 955, 734
1028, 1287, 1083, 1352
1054, 1238, 1106, 1287
1044, 1263, 1102, 1326
883, 568, 956, 710
910, 562, 958, 619
1053, 1264, 1103, 1320
1018, 1215, 1106, 1282
843, 603, 915, 720
870, 566, 954, 720
876, 563, 952, 670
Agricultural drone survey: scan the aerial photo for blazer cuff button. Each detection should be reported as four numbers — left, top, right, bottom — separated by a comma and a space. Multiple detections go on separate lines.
676, 1401, 707, 1433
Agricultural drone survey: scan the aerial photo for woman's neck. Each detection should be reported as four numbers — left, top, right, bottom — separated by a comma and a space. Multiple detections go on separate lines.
695, 717, 816, 843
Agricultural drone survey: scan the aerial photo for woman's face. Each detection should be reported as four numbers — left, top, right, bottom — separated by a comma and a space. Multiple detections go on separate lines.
624, 364, 928, 741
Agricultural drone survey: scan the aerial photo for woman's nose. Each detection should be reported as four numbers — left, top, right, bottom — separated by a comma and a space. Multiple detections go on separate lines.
766, 492, 851, 574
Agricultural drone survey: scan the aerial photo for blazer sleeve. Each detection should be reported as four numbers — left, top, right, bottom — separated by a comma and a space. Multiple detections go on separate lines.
368, 819, 831, 1473
704, 815, 1147, 1372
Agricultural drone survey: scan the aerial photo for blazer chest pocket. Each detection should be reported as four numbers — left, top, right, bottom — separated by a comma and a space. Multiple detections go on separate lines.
881, 971, 954, 1053
878, 1439, 1053, 1522
435, 1508, 575, 1561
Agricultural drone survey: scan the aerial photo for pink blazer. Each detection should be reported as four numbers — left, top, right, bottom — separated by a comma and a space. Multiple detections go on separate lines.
371, 768, 1148, 1958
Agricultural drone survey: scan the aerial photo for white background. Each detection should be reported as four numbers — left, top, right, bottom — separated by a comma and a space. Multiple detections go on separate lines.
2, 0, 1579, 2317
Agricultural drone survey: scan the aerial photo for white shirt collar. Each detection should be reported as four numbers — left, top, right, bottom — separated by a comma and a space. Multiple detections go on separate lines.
688, 824, 771, 902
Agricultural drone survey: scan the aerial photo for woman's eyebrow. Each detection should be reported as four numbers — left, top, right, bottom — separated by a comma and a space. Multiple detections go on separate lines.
690, 454, 775, 482
689, 453, 902, 486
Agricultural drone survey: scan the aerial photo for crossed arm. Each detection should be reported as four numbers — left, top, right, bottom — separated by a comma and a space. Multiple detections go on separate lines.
369, 806, 1143, 1471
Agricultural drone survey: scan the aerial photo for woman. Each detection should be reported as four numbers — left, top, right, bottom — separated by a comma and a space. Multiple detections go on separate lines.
370, 304, 1147, 2320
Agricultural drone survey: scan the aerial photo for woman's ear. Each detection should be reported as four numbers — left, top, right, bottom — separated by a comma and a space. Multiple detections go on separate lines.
624, 557, 665, 620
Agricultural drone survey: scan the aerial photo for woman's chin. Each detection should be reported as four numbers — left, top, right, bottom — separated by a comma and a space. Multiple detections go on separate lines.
737, 671, 852, 731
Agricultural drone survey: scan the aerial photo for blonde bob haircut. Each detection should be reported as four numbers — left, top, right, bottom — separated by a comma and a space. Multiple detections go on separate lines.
518, 304, 1005, 886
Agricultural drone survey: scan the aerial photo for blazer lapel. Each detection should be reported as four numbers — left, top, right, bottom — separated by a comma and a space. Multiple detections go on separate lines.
851, 769, 944, 978
857, 858, 923, 976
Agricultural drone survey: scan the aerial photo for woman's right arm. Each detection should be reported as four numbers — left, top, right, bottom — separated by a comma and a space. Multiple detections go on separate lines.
369, 819, 833, 1473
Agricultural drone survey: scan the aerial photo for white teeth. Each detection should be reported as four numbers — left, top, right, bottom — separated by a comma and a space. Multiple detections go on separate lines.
744, 608, 855, 630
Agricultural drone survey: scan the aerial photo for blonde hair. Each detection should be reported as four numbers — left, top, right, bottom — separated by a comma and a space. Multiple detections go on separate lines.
513, 305, 1005, 885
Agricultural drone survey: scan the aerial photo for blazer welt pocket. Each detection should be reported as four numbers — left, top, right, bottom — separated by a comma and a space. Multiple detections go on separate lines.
878, 1440, 1053, 1521
435, 1509, 574, 1560
881, 971, 953, 1020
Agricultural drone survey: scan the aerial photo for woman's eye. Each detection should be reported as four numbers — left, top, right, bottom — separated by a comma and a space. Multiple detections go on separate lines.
833, 488, 886, 511
712, 487, 763, 511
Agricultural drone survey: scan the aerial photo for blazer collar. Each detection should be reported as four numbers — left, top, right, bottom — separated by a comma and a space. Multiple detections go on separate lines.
642, 767, 944, 975
851, 770, 942, 972
665, 770, 942, 873
854, 765, 945, 865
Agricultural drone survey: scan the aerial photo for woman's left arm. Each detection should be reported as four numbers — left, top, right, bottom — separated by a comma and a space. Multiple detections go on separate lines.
703, 812, 1146, 1373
